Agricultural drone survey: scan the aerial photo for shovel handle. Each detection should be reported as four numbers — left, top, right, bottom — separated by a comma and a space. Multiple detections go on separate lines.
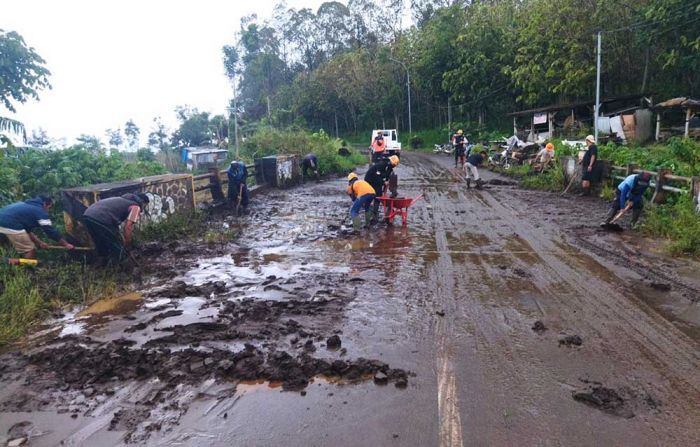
46, 245, 93, 251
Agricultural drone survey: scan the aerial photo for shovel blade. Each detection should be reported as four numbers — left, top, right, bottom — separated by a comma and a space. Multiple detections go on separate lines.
600, 222, 624, 232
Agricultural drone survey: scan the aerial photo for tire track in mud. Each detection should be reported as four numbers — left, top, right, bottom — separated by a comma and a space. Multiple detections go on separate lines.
407, 152, 700, 445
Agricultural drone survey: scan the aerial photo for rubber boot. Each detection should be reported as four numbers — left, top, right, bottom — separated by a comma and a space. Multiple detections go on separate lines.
364, 211, 373, 228
371, 201, 379, 223
475, 179, 484, 189
602, 206, 617, 225
351, 216, 362, 232
466, 178, 472, 189
630, 208, 642, 227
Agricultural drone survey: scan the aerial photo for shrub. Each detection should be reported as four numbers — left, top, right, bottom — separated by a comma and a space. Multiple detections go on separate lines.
409, 135, 423, 149
640, 195, 700, 255
240, 127, 365, 176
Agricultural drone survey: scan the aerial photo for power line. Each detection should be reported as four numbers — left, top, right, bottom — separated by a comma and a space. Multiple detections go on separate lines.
603, 1, 700, 33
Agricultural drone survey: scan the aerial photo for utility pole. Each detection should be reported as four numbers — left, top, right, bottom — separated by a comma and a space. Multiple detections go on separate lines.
390, 58, 412, 136
594, 31, 602, 142
230, 76, 240, 159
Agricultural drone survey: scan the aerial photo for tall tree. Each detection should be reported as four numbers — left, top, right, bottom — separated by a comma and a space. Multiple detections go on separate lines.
124, 119, 140, 151
147, 117, 170, 151
105, 128, 124, 150
76, 134, 103, 153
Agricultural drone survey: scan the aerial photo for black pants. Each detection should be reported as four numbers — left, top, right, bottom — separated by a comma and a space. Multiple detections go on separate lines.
82, 216, 124, 262
228, 181, 249, 207
455, 146, 465, 166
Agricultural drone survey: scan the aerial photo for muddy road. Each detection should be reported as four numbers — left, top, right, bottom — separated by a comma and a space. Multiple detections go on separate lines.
1, 152, 700, 446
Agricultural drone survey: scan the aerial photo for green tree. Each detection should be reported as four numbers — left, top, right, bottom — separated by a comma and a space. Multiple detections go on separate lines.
171, 106, 211, 147
105, 128, 123, 150
124, 119, 140, 150
0, 29, 51, 140
76, 134, 103, 153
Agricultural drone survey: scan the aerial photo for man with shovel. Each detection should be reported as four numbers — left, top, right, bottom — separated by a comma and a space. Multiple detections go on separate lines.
0, 194, 74, 259
227, 160, 249, 215
81, 193, 149, 263
600, 172, 651, 229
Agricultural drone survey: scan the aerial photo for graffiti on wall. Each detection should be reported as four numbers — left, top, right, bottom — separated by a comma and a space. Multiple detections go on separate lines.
277, 159, 293, 183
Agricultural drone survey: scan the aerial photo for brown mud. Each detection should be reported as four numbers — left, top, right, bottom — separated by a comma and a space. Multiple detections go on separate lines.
1, 152, 700, 446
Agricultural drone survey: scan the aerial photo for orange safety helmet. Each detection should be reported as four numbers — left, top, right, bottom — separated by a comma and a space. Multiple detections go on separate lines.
545, 143, 554, 150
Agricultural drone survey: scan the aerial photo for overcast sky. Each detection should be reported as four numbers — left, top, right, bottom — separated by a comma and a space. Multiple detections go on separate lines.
3, 0, 327, 146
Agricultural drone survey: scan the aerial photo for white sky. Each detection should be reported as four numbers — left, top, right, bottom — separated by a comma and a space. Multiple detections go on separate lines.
3, 0, 327, 146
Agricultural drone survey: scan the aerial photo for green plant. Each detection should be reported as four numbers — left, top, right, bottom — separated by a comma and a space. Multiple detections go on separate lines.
409, 135, 423, 149
640, 195, 700, 255
0, 246, 125, 345
521, 164, 565, 191
137, 211, 205, 243
599, 184, 615, 201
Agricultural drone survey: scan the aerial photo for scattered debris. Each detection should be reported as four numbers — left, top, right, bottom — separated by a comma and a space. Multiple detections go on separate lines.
572, 385, 634, 418
559, 335, 583, 347
531, 320, 547, 334
326, 335, 342, 349
650, 282, 671, 292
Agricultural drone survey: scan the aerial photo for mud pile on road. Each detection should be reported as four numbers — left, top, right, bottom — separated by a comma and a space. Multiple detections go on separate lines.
26, 339, 408, 393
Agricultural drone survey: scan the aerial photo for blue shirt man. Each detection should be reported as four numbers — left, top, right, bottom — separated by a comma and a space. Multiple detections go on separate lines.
0, 195, 74, 258
227, 161, 249, 211
602, 172, 651, 227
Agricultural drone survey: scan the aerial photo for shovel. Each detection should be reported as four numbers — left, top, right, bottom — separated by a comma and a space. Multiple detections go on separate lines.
235, 183, 244, 217
3, 257, 39, 266
46, 245, 93, 251
600, 205, 630, 232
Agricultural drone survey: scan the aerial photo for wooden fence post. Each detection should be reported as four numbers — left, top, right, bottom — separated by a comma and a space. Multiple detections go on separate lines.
208, 167, 225, 202
652, 167, 671, 204
692, 176, 700, 208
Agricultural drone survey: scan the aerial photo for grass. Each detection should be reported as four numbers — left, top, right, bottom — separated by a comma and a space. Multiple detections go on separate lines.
640, 196, 700, 255
0, 209, 212, 346
138, 210, 206, 243
0, 246, 123, 346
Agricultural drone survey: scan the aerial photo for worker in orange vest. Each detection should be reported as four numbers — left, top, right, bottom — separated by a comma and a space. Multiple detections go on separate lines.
370, 131, 386, 163
346, 172, 376, 232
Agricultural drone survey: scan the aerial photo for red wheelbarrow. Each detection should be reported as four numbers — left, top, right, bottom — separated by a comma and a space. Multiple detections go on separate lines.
376, 195, 423, 225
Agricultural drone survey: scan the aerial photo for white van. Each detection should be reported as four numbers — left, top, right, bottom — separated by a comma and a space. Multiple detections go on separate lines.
370, 129, 401, 156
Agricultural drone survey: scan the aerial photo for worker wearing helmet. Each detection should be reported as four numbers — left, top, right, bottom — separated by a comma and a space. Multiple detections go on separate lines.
532, 142, 555, 172
364, 155, 400, 223
370, 131, 386, 163
346, 172, 376, 232
452, 129, 467, 168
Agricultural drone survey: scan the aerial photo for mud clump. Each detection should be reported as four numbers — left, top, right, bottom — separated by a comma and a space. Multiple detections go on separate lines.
146, 280, 227, 299
326, 335, 342, 349
649, 282, 671, 292
572, 386, 634, 418
531, 320, 547, 334
559, 335, 582, 347
24, 338, 410, 394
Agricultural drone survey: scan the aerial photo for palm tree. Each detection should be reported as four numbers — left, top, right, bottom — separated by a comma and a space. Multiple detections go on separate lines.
0, 116, 26, 144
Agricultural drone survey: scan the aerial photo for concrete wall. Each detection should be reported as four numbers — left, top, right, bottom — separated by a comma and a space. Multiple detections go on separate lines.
62, 173, 195, 241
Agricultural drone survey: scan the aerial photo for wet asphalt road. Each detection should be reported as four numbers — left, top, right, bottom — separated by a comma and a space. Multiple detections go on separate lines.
2, 152, 700, 446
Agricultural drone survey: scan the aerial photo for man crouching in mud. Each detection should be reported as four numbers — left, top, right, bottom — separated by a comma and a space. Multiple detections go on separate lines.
346, 172, 376, 232
601, 171, 651, 228
464, 150, 487, 189
81, 193, 149, 264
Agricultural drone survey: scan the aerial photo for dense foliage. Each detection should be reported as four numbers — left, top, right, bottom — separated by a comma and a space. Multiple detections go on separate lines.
0, 146, 165, 206
240, 127, 366, 175
223, 0, 700, 136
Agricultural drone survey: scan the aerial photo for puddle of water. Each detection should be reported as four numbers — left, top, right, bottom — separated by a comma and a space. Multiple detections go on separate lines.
155, 297, 219, 329
77, 292, 143, 318
59, 321, 86, 337
145, 298, 172, 309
